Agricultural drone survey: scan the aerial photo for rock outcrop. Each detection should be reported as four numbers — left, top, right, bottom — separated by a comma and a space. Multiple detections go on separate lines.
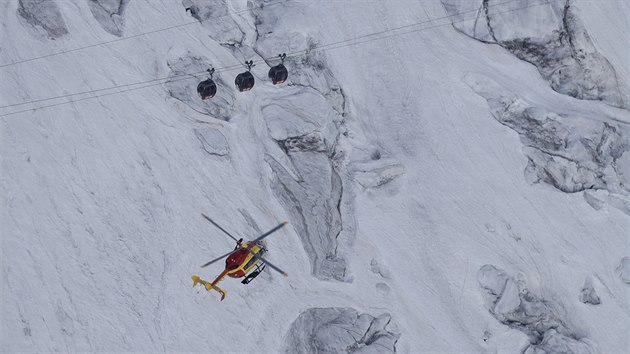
87, 0, 130, 37
17, 0, 68, 39
478, 264, 595, 353
441, 0, 627, 109
285, 307, 399, 354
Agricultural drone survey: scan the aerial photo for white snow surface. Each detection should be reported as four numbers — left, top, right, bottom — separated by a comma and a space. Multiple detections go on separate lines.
1, 0, 629, 353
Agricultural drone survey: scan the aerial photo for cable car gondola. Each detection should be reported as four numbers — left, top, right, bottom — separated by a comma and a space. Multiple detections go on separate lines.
268, 53, 288, 85
197, 68, 217, 100
235, 60, 255, 92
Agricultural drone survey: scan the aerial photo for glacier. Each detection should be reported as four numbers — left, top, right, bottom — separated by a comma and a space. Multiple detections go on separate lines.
1, 0, 628, 353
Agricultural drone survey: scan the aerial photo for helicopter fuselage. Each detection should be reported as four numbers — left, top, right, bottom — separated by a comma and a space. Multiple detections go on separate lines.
225, 241, 265, 278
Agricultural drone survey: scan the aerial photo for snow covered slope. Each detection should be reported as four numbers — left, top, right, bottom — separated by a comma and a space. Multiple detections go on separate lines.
1, 0, 628, 352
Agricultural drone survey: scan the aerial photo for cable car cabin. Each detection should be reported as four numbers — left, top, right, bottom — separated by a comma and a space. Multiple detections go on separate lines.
197, 78, 217, 100
268, 63, 288, 85
235, 71, 255, 92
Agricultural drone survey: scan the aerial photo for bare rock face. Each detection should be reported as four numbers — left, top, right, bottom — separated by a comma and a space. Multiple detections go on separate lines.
578, 278, 601, 305
264, 88, 347, 281
478, 265, 595, 353
441, 0, 627, 109
285, 308, 399, 354
465, 74, 630, 199
165, 52, 235, 121
181, 0, 245, 47
87, 0, 130, 37
17, 0, 68, 39
616, 256, 630, 285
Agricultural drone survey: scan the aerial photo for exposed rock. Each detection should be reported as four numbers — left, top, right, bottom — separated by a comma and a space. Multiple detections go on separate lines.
465, 74, 630, 196
268, 120, 347, 281
268, 151, 346, 281
285, 308, 399, 354
165, 52, 235, 121
616, 256, 630, 285
440, 0, 627, 109
87, 0, 130, 37
478, 264, 595, 353
17, 0, 68, 39
278, 131, 328, 154
182, 0, 245, 47
578, 278, 601, 305
523, 329, 596, 354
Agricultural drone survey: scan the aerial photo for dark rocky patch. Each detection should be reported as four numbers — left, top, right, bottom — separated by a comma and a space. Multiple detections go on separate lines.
285, 307, 399, 354
616, 257, 630, 285
578, 278, 601, 305
87, 0, 130, 37
478, 264, 595, 353
182, 0, 245, 47
17, 0, 68, 39
465, 74, 630, 195
441, 0, 627, 109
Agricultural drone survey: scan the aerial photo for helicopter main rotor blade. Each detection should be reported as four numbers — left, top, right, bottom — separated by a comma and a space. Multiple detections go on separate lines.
200, 249, 237, 268
251, 221, 288, 244
248, 249, 288, 277
201, 213, 240, 243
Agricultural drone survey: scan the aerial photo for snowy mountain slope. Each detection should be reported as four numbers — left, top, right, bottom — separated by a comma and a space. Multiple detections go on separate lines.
1, 0, 629, 353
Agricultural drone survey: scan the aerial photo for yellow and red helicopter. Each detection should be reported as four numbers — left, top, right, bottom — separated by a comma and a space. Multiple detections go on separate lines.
192, 213, 288, 301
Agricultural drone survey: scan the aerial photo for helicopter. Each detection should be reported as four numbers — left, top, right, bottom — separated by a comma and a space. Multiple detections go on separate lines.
191, 213, 289, 301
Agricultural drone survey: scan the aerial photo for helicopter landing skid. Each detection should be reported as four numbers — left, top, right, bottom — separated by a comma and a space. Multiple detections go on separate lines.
241, 264, 266, 284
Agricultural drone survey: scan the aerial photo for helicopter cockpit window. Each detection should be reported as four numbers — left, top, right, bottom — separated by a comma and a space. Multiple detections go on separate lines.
226, 256, 240, 270
227, 263, 239, 270
243, 256, 257, 270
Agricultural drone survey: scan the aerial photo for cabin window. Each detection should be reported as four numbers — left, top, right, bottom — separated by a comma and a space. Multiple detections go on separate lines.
243, 256, 258, 270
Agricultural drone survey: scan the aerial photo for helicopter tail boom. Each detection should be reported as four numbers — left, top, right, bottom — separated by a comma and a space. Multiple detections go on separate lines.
192, 275, 228, 301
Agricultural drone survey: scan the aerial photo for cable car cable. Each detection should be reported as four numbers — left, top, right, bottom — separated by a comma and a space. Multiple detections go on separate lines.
0, 0, 291, 69
0, 0, 531, 110
0, 0, 557, 118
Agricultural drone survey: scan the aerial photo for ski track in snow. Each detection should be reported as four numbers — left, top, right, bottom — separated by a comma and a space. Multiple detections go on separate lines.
1, 0, 629, 353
